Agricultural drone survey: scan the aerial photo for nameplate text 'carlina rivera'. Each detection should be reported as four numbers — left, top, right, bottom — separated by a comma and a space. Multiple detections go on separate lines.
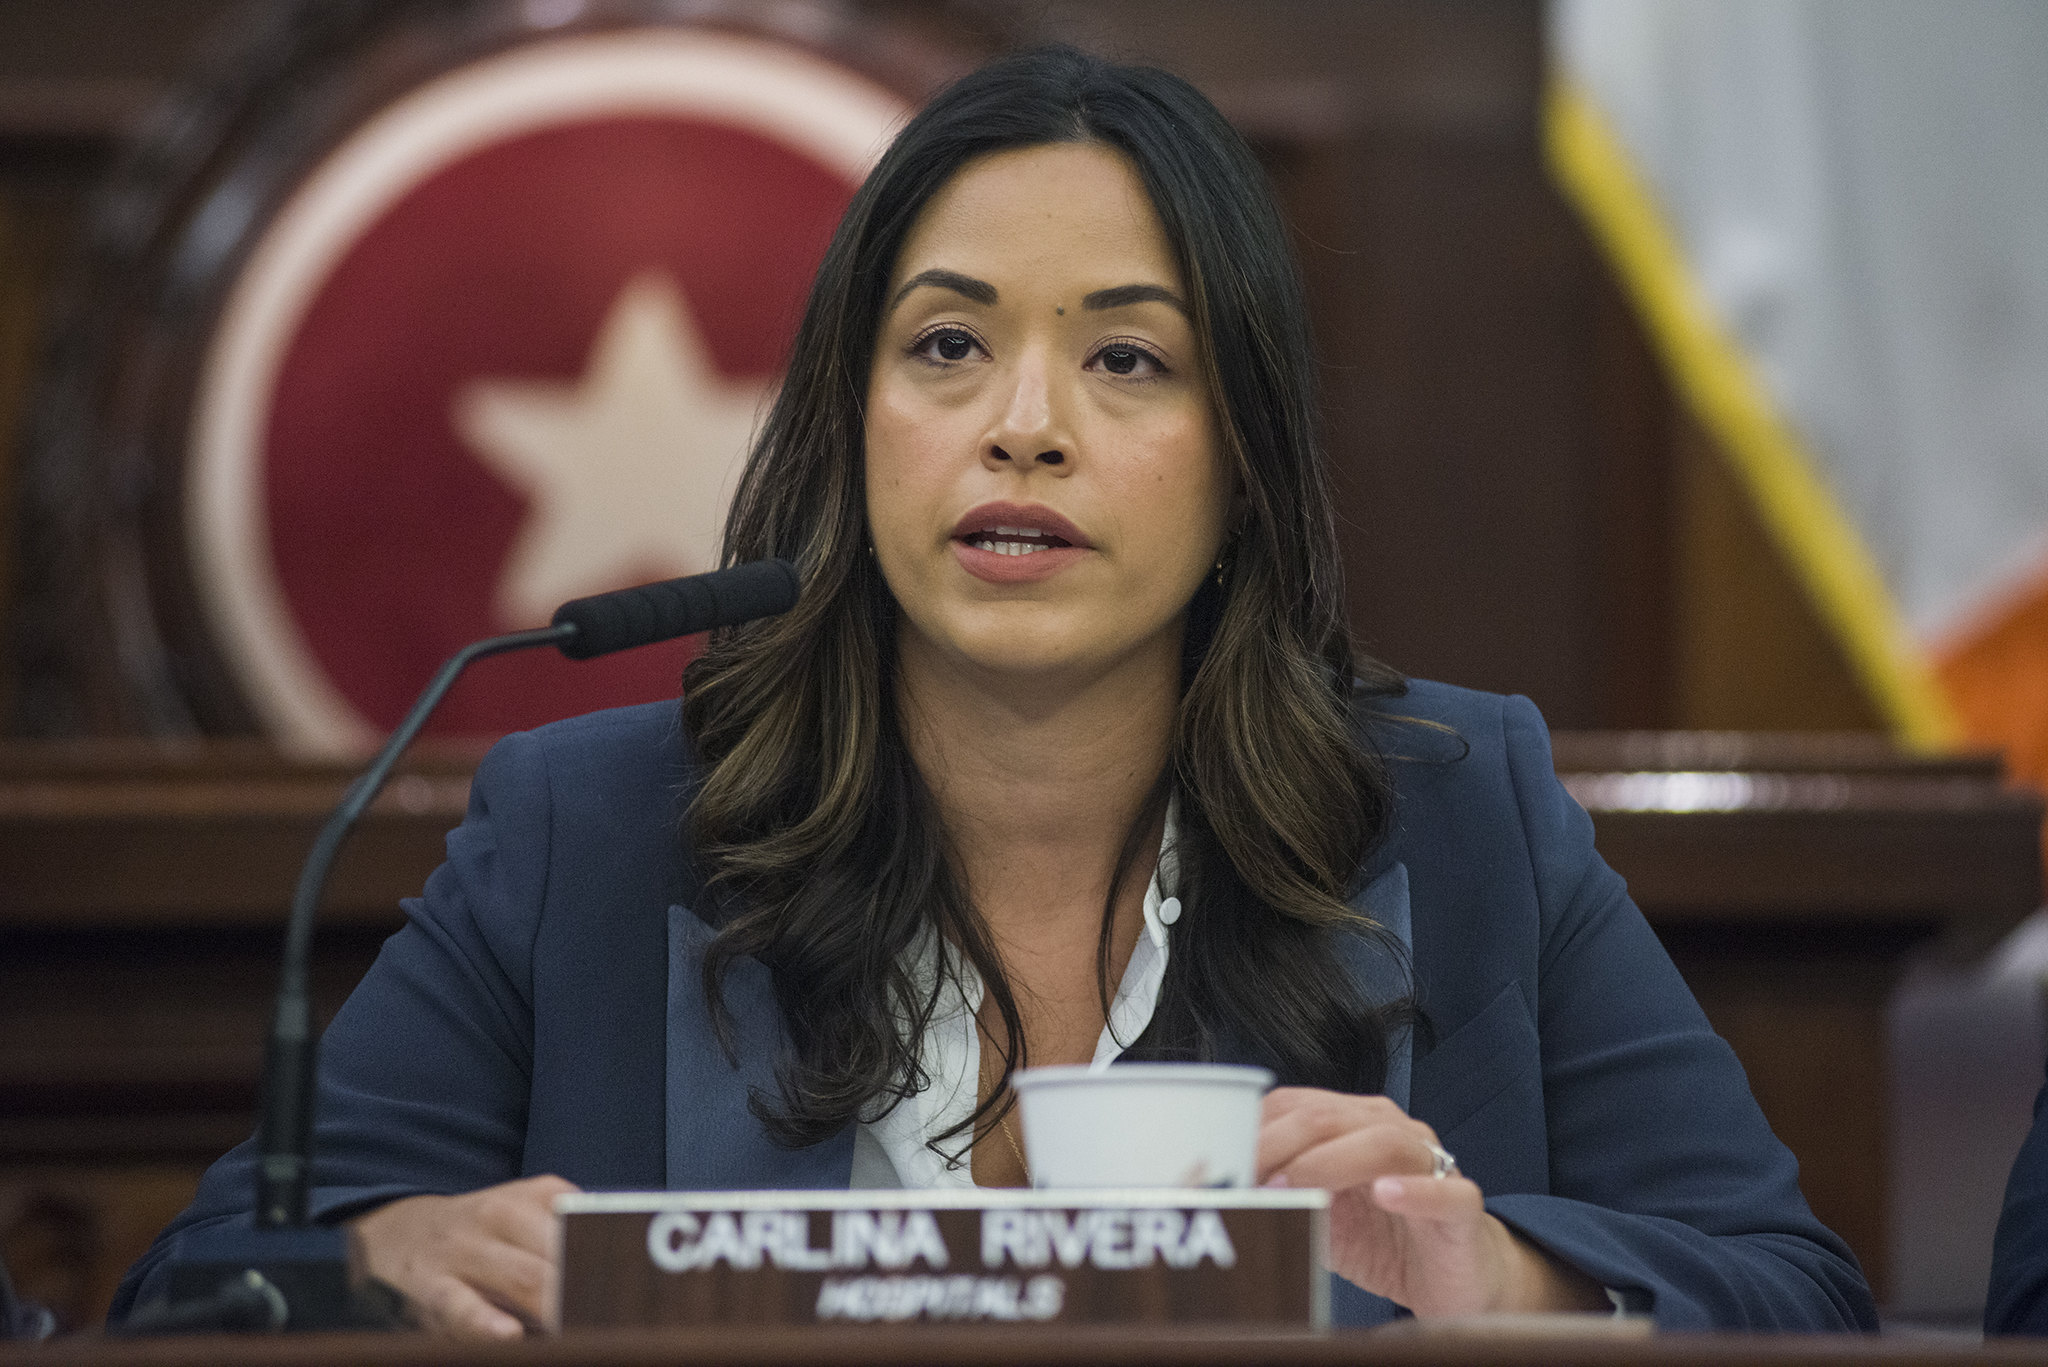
553, 1189, 1329, 1330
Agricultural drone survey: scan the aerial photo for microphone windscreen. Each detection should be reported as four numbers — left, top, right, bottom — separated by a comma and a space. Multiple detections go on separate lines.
551, 559, 800, 660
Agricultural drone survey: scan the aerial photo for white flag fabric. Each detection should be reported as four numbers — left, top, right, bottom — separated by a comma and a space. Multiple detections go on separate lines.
1547, 0, 2048, 785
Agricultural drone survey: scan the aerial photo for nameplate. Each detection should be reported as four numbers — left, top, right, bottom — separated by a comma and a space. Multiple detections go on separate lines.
554, 1189, 1329, 1331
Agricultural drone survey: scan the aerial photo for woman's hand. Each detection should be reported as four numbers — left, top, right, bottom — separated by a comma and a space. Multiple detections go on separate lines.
1257, 1088, 1606, 1317
346, 1174, 580, 1338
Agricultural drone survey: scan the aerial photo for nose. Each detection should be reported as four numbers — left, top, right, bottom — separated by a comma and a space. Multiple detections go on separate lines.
983, 344, 1072, 471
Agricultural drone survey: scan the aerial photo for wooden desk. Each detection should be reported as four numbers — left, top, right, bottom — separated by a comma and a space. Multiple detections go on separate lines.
5, 1326, 2048, 1367
1, 733, 2040, 1325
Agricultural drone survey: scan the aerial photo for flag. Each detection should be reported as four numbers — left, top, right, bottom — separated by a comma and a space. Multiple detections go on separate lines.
1546, 0, 2048, 801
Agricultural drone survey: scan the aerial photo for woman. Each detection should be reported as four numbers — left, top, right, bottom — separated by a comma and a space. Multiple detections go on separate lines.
117, 47, 1876, 1336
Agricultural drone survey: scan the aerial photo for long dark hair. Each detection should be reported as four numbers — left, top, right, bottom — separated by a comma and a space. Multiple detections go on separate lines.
682, 45, 1410, 1152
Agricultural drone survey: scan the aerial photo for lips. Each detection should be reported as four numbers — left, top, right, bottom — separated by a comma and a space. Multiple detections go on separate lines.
951, 502, 1090, 549
950, 501, 1092, 584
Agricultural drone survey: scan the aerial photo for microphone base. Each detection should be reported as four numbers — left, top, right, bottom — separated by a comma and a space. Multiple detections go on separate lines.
128, 1225, 404, 1334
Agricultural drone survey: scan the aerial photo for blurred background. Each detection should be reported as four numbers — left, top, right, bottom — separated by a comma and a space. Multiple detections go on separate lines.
0, 0, 2041, 1334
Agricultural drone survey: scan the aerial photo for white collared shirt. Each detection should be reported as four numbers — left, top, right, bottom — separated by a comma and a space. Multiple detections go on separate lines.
849, 817, 1181, 1189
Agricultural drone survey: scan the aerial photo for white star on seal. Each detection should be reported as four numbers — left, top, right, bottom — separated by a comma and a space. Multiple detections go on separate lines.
452, 271, 770, 627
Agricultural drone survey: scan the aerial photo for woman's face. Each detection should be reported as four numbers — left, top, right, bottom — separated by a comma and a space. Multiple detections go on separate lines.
865, 141, 1230, 689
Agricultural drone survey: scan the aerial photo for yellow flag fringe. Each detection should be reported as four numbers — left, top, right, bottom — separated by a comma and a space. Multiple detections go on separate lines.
1543, 78, 1957, 749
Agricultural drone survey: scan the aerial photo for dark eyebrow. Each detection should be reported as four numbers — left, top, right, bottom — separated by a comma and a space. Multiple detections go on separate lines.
888, 269, 997, 312
1082, 283, 1188, 316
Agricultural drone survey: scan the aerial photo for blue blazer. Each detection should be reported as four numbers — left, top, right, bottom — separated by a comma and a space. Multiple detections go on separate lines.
1989, 1057, 2048, 1333
115, 680, 1875, 1330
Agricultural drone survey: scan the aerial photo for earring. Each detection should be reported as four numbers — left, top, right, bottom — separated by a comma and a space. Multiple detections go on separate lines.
1213, 529, 1242, 589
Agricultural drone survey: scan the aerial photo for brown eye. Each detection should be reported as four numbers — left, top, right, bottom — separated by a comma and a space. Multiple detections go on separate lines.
912, 327, 981, 364
1089, 341, 1164, 378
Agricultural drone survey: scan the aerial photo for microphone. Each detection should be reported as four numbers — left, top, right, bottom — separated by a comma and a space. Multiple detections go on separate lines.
553, 557, 799, 659
136, 560, 797, 1333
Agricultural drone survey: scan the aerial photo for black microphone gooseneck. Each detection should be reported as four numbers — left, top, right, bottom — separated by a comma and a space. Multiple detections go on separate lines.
137, 558, 798, 1334
257, 623, 573, 1228
261, 557, 799, 1229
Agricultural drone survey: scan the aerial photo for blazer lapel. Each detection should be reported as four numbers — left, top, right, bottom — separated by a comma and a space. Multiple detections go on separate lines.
1334, 861, 1414, 1113
666, 906, 855, 1189
1322, 861, 1415, 1329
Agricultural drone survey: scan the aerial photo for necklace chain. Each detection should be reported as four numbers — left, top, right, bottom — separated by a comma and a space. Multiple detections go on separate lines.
997, 1112, 1031, 1185
976, 1014, 1031, 1185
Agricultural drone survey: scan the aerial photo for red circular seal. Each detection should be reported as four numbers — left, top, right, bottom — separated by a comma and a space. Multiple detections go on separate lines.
189, 31, 908, 754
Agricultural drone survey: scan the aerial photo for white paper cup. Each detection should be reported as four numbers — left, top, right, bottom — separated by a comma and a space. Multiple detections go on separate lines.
1010, 1063, 1274, 1189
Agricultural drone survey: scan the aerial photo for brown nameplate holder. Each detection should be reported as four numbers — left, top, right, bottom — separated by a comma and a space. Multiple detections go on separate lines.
554, 1189, 1330, 1331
